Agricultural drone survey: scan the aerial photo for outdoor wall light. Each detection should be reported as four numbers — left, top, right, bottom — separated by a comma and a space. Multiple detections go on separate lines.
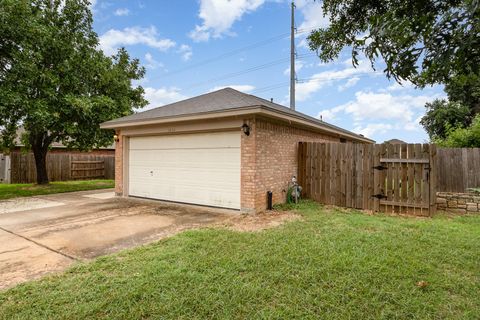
113, 134, 119, 142
242, 124, 250, 136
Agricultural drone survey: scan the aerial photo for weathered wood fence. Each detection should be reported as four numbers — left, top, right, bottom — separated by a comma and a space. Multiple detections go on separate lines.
0, 154, 11, 183
8, 152, 115, 183
437, 148, 480, 193
298, 142, 436, 216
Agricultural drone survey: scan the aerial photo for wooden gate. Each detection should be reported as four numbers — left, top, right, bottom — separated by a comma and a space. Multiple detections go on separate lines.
298, 142, 436, 216
373, 143, 436, 215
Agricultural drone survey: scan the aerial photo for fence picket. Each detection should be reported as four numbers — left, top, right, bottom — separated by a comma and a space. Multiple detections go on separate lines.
298, 142, 436, 215
9, 152, 115, 183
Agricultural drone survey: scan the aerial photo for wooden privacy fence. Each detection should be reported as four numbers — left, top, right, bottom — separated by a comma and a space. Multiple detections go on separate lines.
71, 160, 106, 180
298, 142, 437, 216
437, 148, 480, 192
9, 152, 115, 183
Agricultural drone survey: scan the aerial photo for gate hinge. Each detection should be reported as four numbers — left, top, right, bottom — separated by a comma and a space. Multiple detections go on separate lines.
372, 165, 388, 170
372, 194, 387, 199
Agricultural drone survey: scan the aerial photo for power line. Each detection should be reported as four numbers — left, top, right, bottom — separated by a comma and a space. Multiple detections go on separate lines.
183, 53, 316, 90
296, 71, 379, 83
251, 72, 379, 94
147, 28, 316, 81
163, 33, 290, 77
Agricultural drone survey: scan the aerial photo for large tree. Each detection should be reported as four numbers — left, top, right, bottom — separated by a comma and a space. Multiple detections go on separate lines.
307, 0, 479, 87
0, 0, 146, 184
420, 73, 479, 142
420, 99, 471, 139
435, 114, 480, 147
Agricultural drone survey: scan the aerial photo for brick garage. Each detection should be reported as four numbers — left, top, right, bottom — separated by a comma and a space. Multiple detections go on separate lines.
241, 118, 341, 212
102, 88, 373, 213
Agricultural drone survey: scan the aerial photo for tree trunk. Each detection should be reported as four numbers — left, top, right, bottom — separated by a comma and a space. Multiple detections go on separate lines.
32, 145, 49, 185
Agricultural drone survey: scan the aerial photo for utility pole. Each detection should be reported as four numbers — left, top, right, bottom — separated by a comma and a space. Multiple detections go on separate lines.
290, 1, 296, 111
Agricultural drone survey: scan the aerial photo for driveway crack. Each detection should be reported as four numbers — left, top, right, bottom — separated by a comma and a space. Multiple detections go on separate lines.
0, 226, 79, 261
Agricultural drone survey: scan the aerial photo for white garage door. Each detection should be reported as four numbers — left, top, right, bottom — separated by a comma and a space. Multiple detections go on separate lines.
128, 131, 240, 209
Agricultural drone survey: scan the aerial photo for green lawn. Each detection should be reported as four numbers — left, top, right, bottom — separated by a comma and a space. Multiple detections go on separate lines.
0, 179, 114, 200
1, 202, 479, 319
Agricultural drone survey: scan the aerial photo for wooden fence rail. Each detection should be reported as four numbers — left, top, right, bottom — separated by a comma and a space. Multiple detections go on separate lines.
436, 148, 480, 193
298, 142, 436, 216
9, 152, 115, 183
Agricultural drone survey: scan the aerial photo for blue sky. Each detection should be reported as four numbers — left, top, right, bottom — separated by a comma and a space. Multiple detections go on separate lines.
91, 0, 445, 143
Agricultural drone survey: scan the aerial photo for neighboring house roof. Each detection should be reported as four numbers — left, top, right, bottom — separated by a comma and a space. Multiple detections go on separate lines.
11, 127, 115, 150
384, 139, 407, 144
101, 87, 374, 143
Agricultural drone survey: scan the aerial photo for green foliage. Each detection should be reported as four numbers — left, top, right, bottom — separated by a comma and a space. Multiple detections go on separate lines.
0, 179, 114, 200
1, 203, 479, 318
445, 72, 480, 114
0, 0, 146, 183
420, 99, 471, 139
435, 114, 480, 147
467, 187, 480, 194
307, 0, 480, 87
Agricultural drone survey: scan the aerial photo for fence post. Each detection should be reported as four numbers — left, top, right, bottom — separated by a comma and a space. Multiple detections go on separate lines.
372, 144, 381, 212
429, 144, 437, 216
298, 142, 304, 192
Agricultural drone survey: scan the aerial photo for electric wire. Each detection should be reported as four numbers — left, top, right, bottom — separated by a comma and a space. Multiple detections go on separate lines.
148, 28, 316, 80
182, 53, 316, 90
251, 71, 380, 94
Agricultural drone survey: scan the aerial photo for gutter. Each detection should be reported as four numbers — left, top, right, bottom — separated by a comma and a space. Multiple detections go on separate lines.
100, 106, 374, 144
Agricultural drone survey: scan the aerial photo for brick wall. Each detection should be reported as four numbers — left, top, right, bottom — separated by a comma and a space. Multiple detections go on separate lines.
240, 119, 256, 213
113, 117, 364, 213
436, 192, 480, 214
114, 132, 123, 195
241, 117, 342, 212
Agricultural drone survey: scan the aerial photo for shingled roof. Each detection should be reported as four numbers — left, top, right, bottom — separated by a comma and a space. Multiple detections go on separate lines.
101, 87, 373, 143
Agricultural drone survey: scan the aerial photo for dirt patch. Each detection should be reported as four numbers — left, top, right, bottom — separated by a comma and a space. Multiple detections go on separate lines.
213, 210, 301, 232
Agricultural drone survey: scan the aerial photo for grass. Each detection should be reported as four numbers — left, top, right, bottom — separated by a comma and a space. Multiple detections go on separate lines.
0, 179, 114, 200
1, 201, 479, 319
467, 187, 480, 194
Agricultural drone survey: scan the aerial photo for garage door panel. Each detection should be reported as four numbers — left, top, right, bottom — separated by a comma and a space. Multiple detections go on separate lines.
128, 174, 240, 190
129, 149, 240, 170
128, 131, 240, 209
129, 132, 240, 150
129, 182, 239, 208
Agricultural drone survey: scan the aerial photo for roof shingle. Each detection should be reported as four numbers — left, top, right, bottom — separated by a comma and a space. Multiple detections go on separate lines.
102, 87, 372, 142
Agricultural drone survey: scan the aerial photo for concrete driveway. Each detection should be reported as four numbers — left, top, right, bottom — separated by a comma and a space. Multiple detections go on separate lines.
0, 189, 234, 290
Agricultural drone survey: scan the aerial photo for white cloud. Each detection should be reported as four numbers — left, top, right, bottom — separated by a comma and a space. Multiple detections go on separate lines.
99, 26, 175, 55
178, 44, 193, 61
325, 91, 433, 123
209, 85, 255, 93
296, 0, 329, 32
338, 77, 360, 91
189, 0, 265, 42
114, 8, 130, 16
385, 81, 415, 92
143, 87, 187, 110
318, 106, 344, 122
295, 60, 374, 101
144, 53, 163, 70
316, 89, 442, 140
353, 123, 393, 137
283, 60, 305, 76
404, 115, 424, 132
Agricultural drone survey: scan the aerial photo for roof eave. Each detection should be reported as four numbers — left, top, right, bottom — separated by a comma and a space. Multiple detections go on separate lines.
100, 106, 374, 143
